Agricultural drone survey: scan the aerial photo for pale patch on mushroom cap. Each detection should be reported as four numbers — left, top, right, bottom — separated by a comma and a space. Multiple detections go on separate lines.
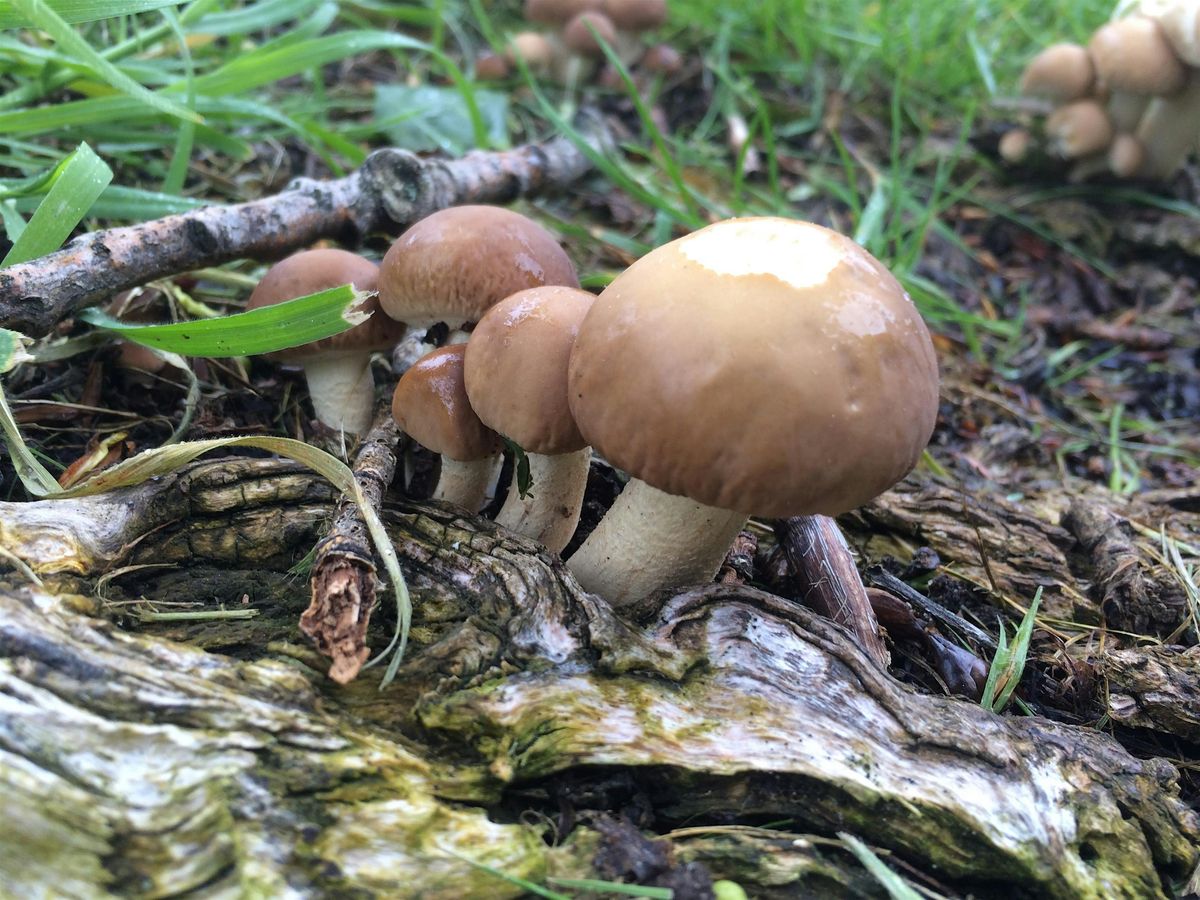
1019, 43, 1095, 102
378, 206, 579, 329
391, 344, 501, 462
246, 248, 401, 362
464, 285, 595, 454
566, 217, 940, 518
1089, 16, 1186, 96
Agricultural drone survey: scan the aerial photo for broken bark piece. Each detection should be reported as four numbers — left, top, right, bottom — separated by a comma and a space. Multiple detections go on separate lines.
1062, 497, 1187, 635
1096, 644, 1200, 742
773, 515, 889, 668
0, 112, 611, 337
302, 406, 401, 683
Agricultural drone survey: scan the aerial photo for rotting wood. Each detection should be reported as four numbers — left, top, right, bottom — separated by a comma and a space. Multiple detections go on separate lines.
0, 459, 1197, 898
1096, 645, 1200, 742
0, 111, 610, 337
302, 406, 401, 684
772, 514, 889, 668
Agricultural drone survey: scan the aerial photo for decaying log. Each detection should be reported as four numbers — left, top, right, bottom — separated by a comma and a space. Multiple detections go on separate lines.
0, 114, 609, 337
1096, 645, 1200, 742
1063, 498, 1188, 636
1, 459, 1197, 898
303, 407, 401, 684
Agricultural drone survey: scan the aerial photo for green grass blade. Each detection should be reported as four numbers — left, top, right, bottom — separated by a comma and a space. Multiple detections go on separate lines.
191, 0, 324, 35
548, 878, 673, 898
981, 586, 1043, 713
1, 142, 111, 267
78, 285, 371, 357
0, 0, 183, 28
837, 833, 922, 900
7, 0, 201, 125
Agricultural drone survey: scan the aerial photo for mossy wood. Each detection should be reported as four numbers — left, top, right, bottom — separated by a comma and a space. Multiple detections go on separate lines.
0, 459, 1197, 898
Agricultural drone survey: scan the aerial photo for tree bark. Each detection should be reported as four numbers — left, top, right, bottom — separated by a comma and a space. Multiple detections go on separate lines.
1, 460, 1197, 898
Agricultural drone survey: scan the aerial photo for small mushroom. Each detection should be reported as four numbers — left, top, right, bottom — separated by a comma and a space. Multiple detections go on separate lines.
377, 205, 579, 332
506, 31, 562, 76
1019, 43, 1095, 102
639, 43, 683, 76
525, 0, 603, 24
464, 285, 596, 554
601, 0, 668, 31
392, 344, 502, 512
247, 249, 403, 435
1134, 69, 1200, 177
565, 217, 939, 607
1045, 99, 1114, 158
563, 10, 618, 58
1108, 132, 1148, 176
998, 128, 1034, 164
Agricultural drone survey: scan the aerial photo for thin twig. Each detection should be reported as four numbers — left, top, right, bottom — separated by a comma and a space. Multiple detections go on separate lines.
301, 405, 401, 684
0, 112, 610, 337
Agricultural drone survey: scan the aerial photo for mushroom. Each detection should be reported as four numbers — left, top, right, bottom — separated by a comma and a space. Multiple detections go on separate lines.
1044, 99, 1115, 158
506, 31, 562, 76
391, 344, 502, 512
464, 285, 595, 554
377, 205, 579, 334
565, 217, 940, 607
247, 249, 403, 435
1018, 43, 1095, 102
1088, 16, 1186, 96
525, 0, 602, 24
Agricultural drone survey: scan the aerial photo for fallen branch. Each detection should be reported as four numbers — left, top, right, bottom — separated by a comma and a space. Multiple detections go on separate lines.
302, 405, 401, 683
0, 113, 609, 337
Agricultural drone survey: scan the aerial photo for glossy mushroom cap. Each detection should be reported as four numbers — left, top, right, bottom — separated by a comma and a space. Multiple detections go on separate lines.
464, 286, 594, 453
525, 0, 602, 24
246, 249, 401, 360
1019, 43, 1095, 102
391, 344, 501, 463
602, 0, 667, 30
378, 206, 579, 330
1045, 100, 1115, 158
563, 11, 618, 57
567, 217, 939, 518
640, 43, 683, 75
1088, 16, 1186, 96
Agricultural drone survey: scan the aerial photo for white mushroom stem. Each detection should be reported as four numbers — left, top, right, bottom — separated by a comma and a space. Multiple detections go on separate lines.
301, 352, 375, 435
433, 455, 501, 512
1135, 70, 1200, 177
495, 447, 592, 555
566, 479, 747, 607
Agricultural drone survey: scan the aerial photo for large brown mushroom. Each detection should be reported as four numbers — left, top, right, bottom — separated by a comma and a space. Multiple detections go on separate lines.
565, 217, 940, 607
247, 249, 403, 435
464, 285, 595, 554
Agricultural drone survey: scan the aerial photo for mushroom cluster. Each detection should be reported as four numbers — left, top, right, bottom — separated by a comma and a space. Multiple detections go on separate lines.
1001, 1, 1200, 181
477, 0, 680, 85
244, 207, 938, 614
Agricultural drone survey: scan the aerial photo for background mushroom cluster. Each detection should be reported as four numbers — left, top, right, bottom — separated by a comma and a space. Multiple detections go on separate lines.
1000, 0, 1200, 181
249, 208, 941, 611
477, 0, 681, 86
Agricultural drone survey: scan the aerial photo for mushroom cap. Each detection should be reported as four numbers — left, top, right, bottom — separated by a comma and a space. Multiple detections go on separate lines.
602, 0, 668, 30
998, 128, 1033, 163
1019, 43, 1095, 102
506, 31, 560, 71
566, 217, 940, 518
464, 285, 595, 454
246, 249, 401, 362
563, 11, 618, 57
1045, 99, 1115, 158
378, 206, 579, 329
1088, 16, 1186, 96
639, 43, 683, 75
525, 0, 603, 24
1143, 0, 1200, 67
391, 344, 501, 461
475, 51, 511, 80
